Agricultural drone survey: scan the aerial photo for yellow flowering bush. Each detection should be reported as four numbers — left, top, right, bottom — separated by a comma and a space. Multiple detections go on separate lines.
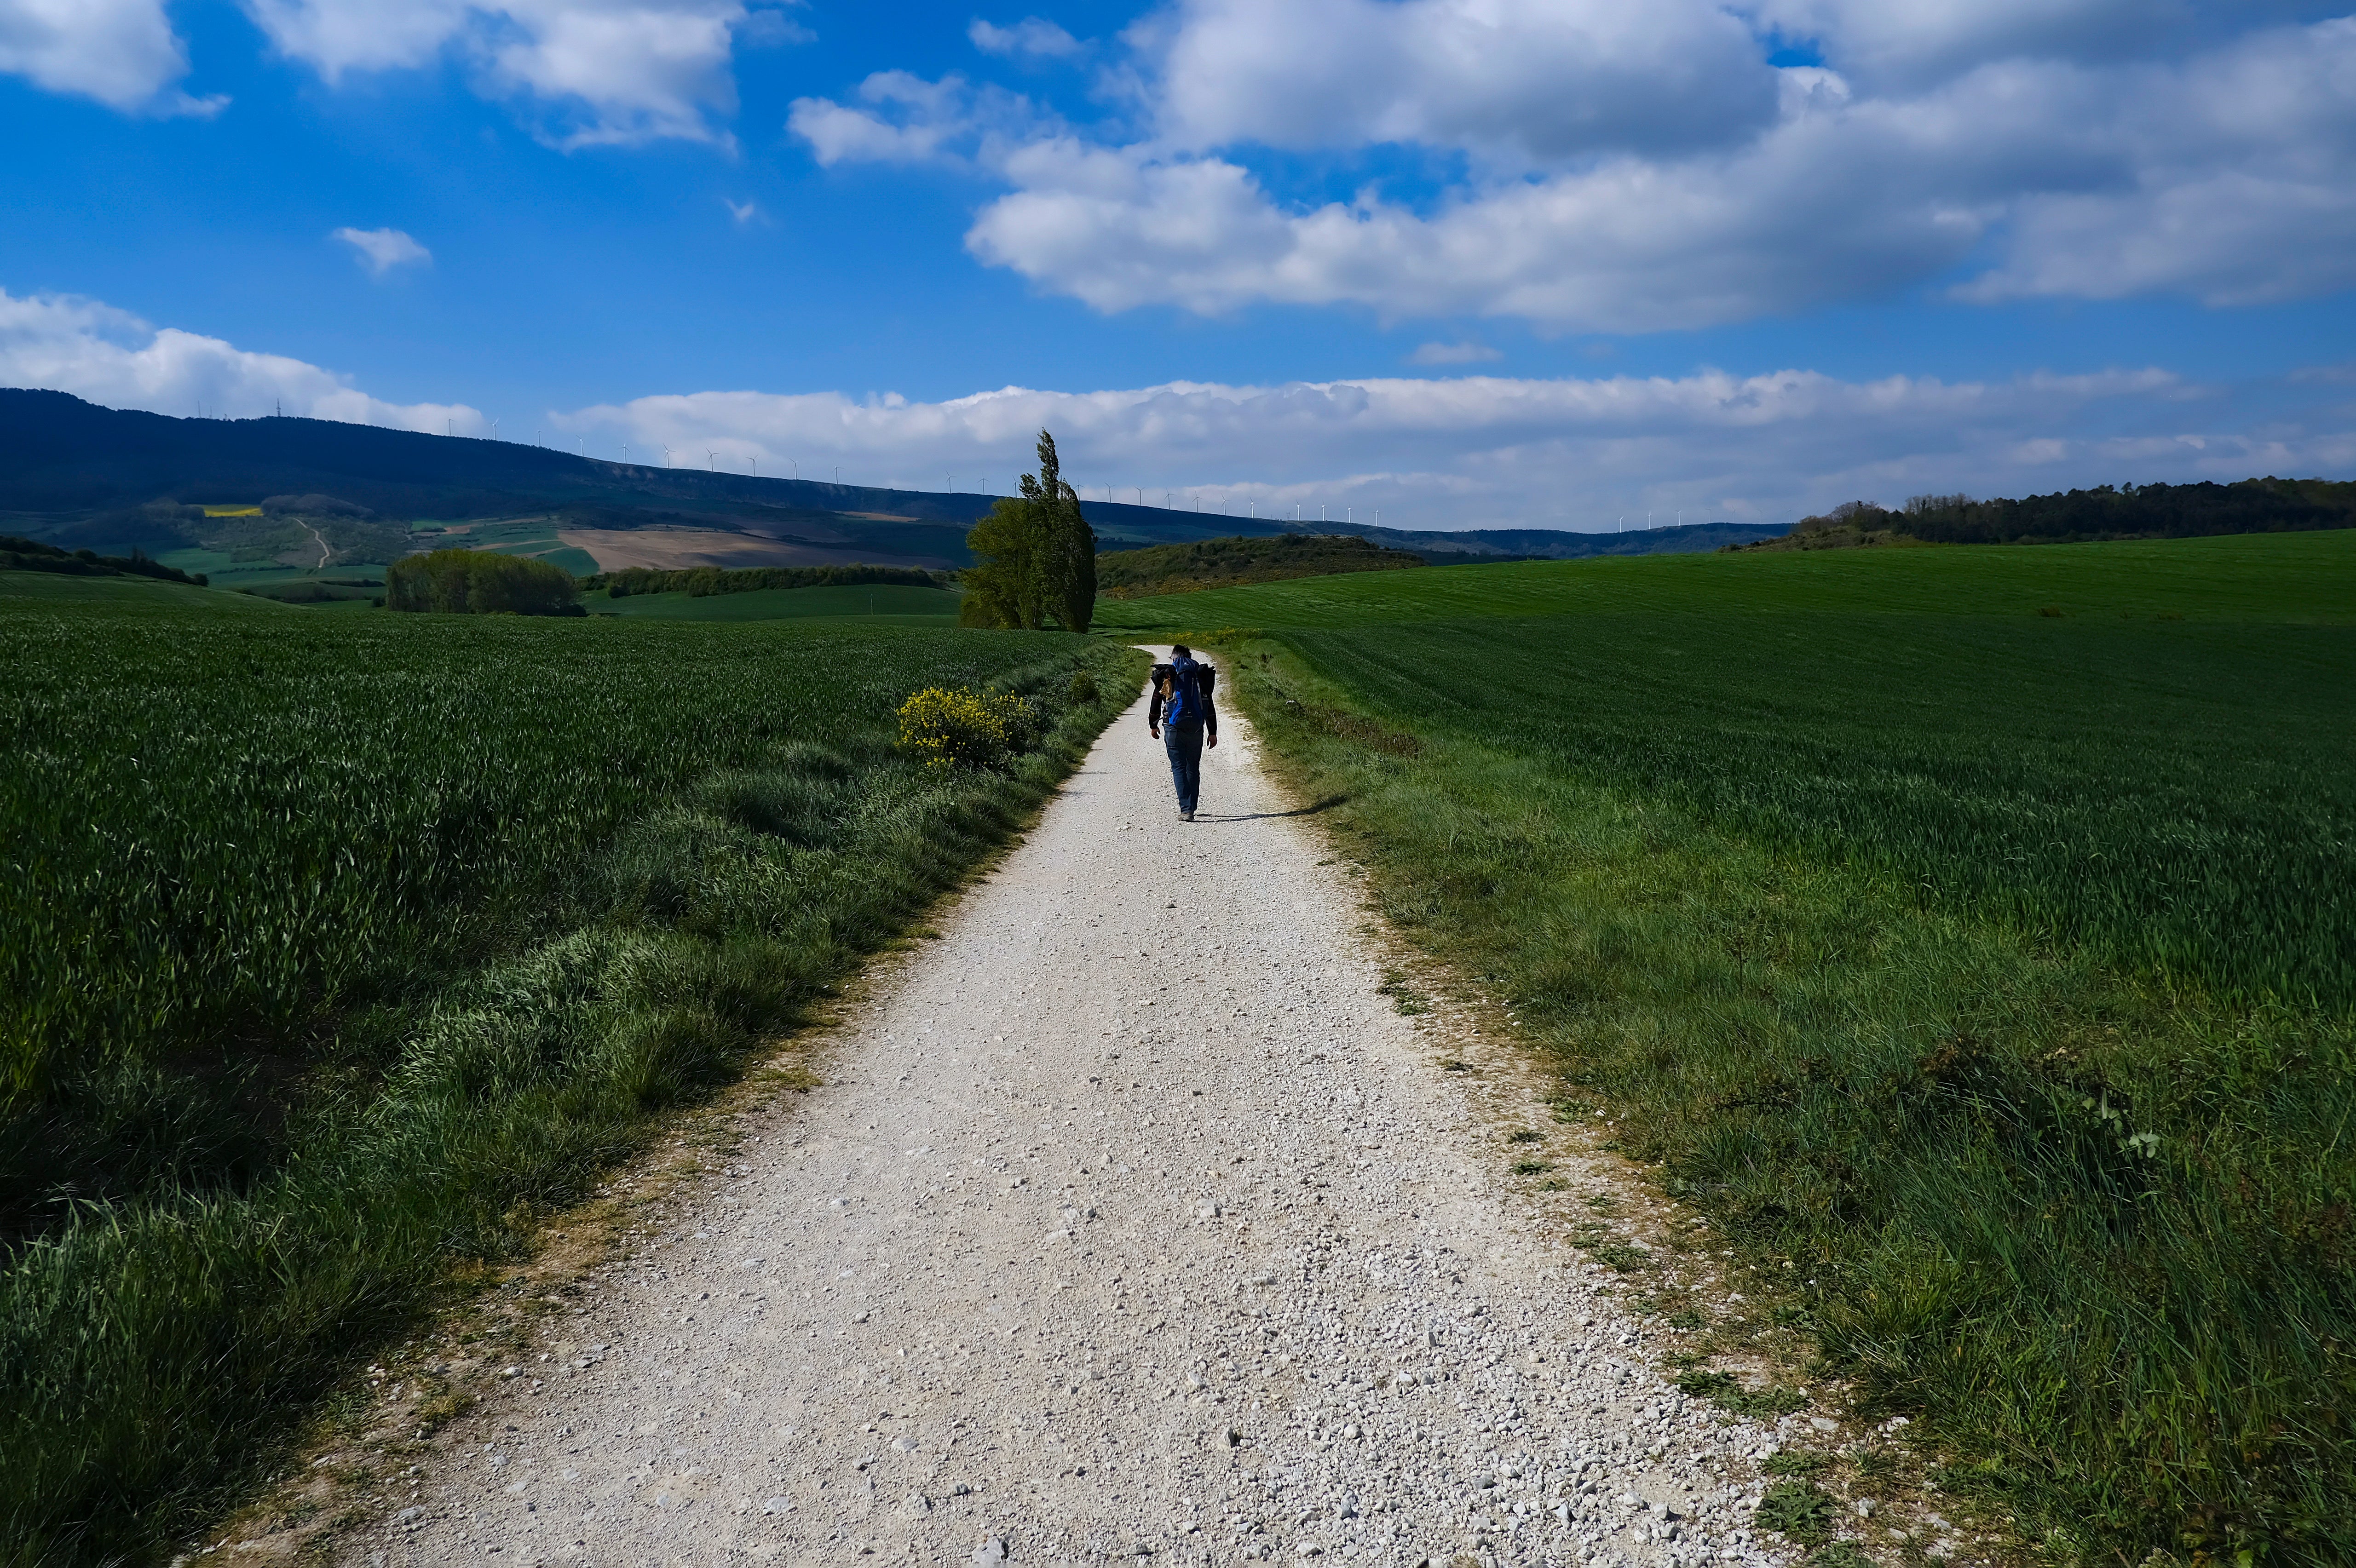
896, 686, 1035, 770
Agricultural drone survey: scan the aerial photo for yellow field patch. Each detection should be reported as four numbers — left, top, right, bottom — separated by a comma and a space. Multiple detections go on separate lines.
201, 505, 264, 517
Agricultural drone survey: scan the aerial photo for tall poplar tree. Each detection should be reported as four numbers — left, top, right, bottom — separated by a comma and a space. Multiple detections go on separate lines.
962, 429, 1096, 631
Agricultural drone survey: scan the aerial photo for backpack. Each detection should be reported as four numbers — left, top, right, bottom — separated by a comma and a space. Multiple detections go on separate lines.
1153, 660, 1215, 721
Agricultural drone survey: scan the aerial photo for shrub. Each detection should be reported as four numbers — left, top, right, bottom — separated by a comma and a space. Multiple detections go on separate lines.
384, 549, 578, 616
895, 686, 1037, 770
1067, 669, 1100, 705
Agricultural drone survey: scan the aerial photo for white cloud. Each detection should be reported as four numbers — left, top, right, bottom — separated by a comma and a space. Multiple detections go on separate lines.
240, 0, 802, 146
1408, 341, 1501, 366
333, 227, 433, 279
802, 7, 2356, 331
788, 70, 1046, 169
0, 286, 481, 433
559, 362, 2355, 529
724, 197, 762, 224
0, 0, 225, 114
1145, 0, 1779, 164
969, 16, 1083, 61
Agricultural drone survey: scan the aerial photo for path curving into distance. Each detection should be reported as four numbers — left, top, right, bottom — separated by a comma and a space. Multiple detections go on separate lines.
346, 656, 1796, 1568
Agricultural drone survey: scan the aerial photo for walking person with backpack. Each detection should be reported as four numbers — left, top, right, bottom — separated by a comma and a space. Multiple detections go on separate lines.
1147, 644, 1218, 821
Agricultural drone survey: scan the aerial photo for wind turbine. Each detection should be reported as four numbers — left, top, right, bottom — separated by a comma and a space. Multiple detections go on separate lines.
662, 444, 673, 467
707, 451, 718, 471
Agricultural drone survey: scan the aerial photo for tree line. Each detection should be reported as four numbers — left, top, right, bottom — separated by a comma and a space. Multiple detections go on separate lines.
1794, 477, 2356, 546
386, 548, 582, 615
959, 430, 1095, 632
590, 563, 951, 598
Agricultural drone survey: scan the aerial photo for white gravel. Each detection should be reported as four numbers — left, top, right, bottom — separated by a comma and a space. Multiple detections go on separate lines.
345, 656, 1796, 1568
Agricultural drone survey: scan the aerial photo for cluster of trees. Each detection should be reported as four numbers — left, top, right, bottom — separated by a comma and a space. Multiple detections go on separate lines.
0, 533, 206, 585
1784, 478, 2356, 547
590, 563, 952, 598
385, 548, 582, 615
959, 431, 1095, 632
1095, 533, 1424, 598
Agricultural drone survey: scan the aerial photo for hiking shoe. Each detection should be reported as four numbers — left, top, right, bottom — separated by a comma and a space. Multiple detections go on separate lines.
1181, 810, 1196, 822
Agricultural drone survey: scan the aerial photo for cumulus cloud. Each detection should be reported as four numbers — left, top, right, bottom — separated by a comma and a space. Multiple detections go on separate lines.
333, 226, 433, 278
239, 0, 803, 145
798, 5, 2356, 331
969, 16, 1083, 61
559, 362, 2355, 529
788, 70, 1047, 169
1146, 0, 1779, 164
0, 0, 225, 114
0, 286, 482, 432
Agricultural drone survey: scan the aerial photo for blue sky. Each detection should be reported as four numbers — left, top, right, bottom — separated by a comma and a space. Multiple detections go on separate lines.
3, 0, 2353, 528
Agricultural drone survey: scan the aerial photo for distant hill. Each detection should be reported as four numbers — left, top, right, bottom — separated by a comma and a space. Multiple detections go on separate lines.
0, 390, 1788, 571
1097, 534, 1426, 598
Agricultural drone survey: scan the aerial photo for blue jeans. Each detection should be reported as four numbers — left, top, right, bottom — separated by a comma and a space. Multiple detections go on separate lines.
1164, 721, 1204, 813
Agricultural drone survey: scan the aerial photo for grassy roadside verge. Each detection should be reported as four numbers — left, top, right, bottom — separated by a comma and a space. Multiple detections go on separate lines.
1212, 638, 2352, 1567
1, 605, 1146, 1566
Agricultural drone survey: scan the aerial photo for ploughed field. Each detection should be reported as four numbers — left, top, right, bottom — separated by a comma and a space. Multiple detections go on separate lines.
0, 579, 1140, 1564
1097, 529, 2356, 1566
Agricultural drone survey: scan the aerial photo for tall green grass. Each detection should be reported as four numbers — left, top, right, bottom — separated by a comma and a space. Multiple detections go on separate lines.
1, 597, 1143, 1564
1099, 531, 2356, 1564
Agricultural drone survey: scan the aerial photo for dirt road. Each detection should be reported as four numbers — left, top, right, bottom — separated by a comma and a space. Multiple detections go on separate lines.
346, 661, 1791, 1568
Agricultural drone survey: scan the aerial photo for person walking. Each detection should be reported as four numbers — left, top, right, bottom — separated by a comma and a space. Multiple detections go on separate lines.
1147, 643, 1217, 821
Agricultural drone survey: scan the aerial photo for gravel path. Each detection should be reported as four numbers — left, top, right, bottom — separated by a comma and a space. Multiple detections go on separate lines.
349, 659, 1797, 1568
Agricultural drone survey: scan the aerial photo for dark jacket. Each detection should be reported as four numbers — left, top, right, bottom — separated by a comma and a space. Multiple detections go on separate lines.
1147, 656, 1216, 738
